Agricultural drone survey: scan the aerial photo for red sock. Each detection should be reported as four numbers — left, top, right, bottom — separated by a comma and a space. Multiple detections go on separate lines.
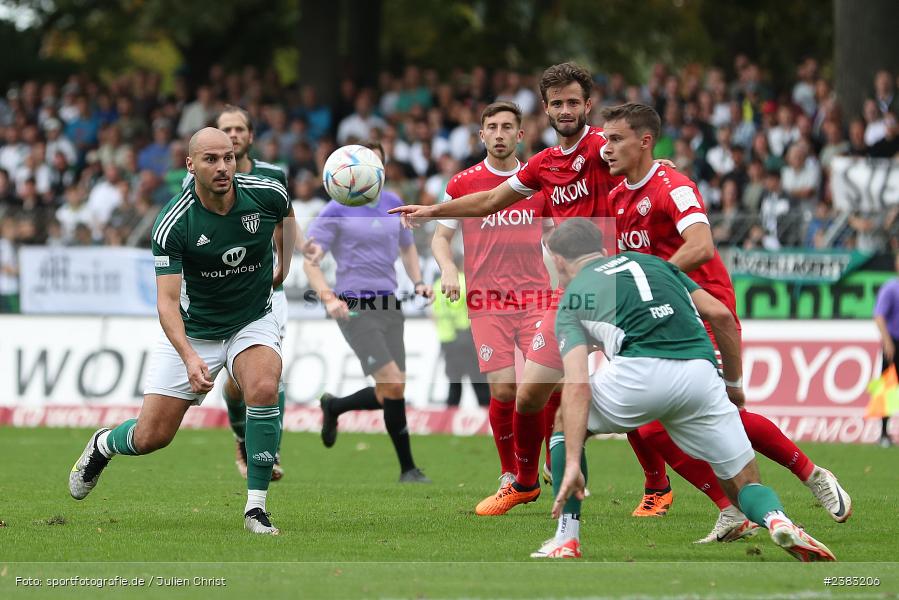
542, 392, 562, 468
488, 397, 516, 474
626, 429, 669, 490
639, 421, 731, 509
513, 409, 544, 488
740, 410, 814, 480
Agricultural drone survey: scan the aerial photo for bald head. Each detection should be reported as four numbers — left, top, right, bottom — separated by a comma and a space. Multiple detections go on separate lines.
188, 127, 232, 157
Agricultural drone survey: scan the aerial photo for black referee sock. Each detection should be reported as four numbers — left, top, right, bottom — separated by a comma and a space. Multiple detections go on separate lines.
331, 386, 380, 416
383, 397, 416, 473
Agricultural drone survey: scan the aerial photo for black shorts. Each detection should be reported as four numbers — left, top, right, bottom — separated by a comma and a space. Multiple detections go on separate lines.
335, 294, 406, 376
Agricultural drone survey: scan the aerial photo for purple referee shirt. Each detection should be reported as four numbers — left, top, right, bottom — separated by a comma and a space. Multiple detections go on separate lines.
307, 190, 414, 296
874, 278, 899, 340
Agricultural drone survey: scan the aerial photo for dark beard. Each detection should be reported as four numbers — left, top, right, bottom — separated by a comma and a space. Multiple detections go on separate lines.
550, 113, 586, 138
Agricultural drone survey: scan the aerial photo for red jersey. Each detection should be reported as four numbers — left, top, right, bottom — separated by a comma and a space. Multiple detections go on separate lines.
610, 162, 738, 318
508, 126, 621, 220
442, 159, 552, 315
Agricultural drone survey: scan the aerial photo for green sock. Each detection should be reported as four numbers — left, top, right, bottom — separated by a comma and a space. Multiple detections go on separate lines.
245, 405, 281, 491
737, 483, 785, 528
106, 418, 140, 455
550, 432, 588, 515
276, 382, 285, 454
223, 386, 246, 440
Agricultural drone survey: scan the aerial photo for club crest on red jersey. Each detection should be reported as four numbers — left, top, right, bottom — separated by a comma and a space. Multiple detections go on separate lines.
572, 155, 585, 172
532, 333, 546, 351
637, 197, 652, 216
479, 344, 494, 362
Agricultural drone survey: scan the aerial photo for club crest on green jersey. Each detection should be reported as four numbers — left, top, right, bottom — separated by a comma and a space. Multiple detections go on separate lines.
242, 212, 260, 234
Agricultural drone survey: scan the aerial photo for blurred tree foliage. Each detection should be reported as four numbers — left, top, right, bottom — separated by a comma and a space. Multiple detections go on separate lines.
5, 0, 834, 90
8, 0, 300, 81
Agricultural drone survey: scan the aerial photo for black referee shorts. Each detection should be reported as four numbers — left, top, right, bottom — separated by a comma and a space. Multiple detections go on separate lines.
335, 294, 406, 376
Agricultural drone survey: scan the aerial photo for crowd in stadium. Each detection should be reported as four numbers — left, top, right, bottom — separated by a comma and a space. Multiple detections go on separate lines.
0, 57, 897, 310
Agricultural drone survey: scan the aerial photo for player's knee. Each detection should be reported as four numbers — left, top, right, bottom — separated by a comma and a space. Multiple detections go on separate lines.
491, 382, 516, 403
377, 382, 405, 400
515, 385, 546, 414
243, 378, 279, 407
132, 425, 175, 454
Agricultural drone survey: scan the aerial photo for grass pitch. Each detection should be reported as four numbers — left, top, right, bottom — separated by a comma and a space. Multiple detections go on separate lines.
1, 426, 897, 598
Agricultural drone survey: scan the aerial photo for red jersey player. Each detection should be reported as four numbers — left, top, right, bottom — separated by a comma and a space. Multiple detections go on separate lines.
431, 101, 553, 490
392, 65, 621, 525
602, 102, 852, 541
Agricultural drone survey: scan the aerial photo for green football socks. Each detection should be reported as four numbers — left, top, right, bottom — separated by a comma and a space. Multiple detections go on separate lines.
245, 405, 281, 491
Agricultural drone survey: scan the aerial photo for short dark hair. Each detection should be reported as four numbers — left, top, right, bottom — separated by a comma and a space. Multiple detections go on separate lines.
546, 218, 605, 260
480, 101, 522, 127
539, 62, 593, 103
363, 141, 385, 163
216, 105, 253, 133
600, 103, 661, 142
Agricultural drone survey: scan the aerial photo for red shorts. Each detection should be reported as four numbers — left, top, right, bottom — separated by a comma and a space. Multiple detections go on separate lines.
525, 290, 565, 371
469, 307, 543, 373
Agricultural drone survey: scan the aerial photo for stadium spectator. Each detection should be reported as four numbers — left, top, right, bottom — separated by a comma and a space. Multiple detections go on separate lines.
56, 185, 94, 242
758, 169, 792, 249
819, 120, 849, 170
137, 118, 173, 176
706, 125, 736, 176
781, 143, 820, 210
768, 105, 800, 157
177, 85, 217, 138
44, 118, 77, 166
874, 69, 896, 115
337, 89, 386, 145
86, 163, 125, 230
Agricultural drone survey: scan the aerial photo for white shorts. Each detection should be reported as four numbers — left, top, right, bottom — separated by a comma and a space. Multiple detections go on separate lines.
271, 288, 288, 339
588, 356, 754, 480
143, 312, 282, 404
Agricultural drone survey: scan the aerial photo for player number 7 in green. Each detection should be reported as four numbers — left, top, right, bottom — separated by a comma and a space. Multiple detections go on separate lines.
601, 260, 654, 302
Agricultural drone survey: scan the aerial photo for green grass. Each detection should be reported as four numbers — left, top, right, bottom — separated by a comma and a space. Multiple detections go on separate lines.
1, 427, 897, 598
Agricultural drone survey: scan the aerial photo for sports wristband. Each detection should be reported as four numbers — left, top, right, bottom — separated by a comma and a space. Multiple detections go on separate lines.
723, 377, 743, 388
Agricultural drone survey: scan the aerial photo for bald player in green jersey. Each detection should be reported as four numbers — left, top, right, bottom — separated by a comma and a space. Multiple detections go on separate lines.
69, 127, 296, 536
531, 218, 835, 562
184, 105, 292, 482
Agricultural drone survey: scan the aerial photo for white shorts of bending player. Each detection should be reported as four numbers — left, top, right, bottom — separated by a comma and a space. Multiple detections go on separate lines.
143, 311, 282, 405
588, 356, 754, 480
271, 289, 288, 339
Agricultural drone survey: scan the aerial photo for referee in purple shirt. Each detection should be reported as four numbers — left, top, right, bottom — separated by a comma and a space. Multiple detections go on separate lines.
874, 253, 899, 447
304, 142, 434, 482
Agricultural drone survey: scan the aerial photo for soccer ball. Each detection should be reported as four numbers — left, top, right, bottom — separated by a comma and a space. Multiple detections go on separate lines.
322, 145, 385, 206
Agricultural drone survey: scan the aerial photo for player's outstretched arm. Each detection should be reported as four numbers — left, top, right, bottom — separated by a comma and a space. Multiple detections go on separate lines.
552, 344, 591, 519
431, 224, 460, 301
273, 206, 297, 289
388, 180, 526, 227
668, 222, 715, 273
690, 287, 744, 407
156, 273, 213, 393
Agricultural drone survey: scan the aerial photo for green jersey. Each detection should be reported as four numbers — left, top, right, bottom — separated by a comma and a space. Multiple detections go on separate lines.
152, 173, 291, 340
556, 252, 716, 365
182, 159, 289, 291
